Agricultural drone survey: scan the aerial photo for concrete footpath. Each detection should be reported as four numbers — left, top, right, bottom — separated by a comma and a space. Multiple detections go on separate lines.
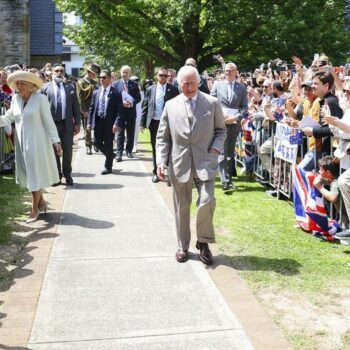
0, 139, 292, 350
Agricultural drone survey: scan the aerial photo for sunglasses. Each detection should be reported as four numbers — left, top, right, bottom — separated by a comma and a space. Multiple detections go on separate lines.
53, 69, 64, 73
158, 74, 168, 78
344, 89, 350, 93
263, 86, 270, 88
100, 76, 107, 79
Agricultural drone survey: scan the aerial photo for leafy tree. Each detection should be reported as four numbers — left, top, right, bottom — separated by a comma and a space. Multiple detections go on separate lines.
56, 0, 350, 73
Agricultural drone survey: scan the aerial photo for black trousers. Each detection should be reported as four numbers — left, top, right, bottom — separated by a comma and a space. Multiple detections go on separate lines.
94, 117, 114, 170
116, 111, 136, 155
54, 120, 73, 177
149, 119, 160, 174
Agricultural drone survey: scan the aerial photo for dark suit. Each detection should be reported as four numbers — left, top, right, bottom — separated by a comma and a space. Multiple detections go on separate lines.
211, 80, 248, 185
88, 85, 124, 170
112, 79, 141, 156
42, 81, 81, 178
141, 83, 179, 174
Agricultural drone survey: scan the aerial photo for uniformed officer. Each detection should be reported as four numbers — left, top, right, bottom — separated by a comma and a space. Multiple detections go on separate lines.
76, 63, 100, 154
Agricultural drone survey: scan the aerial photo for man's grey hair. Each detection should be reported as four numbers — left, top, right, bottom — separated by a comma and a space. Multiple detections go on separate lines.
177, 65, 200, 84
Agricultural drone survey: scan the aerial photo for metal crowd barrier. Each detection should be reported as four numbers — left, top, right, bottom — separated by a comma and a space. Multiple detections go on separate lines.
235, 121, 348, 229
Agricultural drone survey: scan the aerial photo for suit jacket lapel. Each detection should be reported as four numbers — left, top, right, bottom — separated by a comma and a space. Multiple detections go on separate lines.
191, 92, 206, 130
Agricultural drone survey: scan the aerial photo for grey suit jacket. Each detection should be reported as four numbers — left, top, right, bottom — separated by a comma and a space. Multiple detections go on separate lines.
210, 80, 248, 132
156, 91, 226, 183
42, 82, 81, 133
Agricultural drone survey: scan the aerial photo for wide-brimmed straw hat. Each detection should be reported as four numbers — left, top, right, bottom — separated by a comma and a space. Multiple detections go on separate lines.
7, 71, 43, 91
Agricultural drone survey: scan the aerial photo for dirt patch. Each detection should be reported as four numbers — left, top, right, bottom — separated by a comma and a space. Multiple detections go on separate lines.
258, 288, 350, 350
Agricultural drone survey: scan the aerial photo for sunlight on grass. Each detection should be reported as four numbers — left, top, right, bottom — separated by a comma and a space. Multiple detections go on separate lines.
212, 172, 350, 293
0, 174, 29, 244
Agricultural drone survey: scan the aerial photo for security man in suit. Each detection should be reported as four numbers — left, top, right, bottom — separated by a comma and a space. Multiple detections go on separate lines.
87, 70, 124, 175
141, 66, 179, 182
211, 62, 248, 190
42, 63, 81, 185
113, 65, 141, 161
76, 63, 100, 155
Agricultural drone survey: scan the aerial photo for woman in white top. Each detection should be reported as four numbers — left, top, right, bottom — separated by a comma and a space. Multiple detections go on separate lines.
0, 71, 61, 223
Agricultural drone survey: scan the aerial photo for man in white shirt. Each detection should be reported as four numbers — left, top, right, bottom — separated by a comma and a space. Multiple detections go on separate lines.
141, 66, 179, 182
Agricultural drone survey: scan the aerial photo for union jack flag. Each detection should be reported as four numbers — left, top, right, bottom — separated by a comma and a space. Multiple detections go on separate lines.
292, 164, 340, 241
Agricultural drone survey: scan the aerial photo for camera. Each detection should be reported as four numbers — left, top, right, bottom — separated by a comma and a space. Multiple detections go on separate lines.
318, 60, 328, 67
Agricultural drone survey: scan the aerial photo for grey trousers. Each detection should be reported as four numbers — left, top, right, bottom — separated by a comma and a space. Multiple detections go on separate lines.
258, 137, 272, 173
339, 169, 350, 221
219, 125, 239, 184
172, 175, 216, 251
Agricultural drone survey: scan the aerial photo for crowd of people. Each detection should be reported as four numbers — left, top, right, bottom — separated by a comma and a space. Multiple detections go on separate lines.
1, 52, 350, 263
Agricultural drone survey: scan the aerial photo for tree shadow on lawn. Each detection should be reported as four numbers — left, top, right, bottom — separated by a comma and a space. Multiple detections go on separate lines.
209, 253, 302, 276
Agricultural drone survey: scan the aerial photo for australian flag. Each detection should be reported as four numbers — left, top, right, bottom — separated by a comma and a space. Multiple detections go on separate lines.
289, 129, 304, 145
292, 164, 340, 241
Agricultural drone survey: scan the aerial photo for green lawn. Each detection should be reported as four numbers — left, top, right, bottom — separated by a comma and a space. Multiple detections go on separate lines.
213, 174, 350, 293
138, 131, 350, 348
0, 174, 28, 244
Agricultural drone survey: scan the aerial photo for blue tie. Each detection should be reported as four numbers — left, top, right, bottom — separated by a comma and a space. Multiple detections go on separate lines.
56, 84, 62, 120
99, 89, 107, 118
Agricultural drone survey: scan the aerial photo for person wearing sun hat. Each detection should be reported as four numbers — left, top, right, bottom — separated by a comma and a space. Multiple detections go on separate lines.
0, 70, 62, 223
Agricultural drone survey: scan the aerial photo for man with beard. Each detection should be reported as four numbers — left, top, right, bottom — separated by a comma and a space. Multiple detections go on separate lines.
42, 63, 81, 185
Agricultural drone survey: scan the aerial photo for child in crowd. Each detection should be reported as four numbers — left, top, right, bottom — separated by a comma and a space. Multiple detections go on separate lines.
313, 156, 348, 227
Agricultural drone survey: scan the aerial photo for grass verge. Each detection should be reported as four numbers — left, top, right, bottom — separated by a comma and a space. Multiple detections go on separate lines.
0, 173, 29, 290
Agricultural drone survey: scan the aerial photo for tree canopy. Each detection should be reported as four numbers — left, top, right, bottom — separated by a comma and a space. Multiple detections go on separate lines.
55, 0, 350, 73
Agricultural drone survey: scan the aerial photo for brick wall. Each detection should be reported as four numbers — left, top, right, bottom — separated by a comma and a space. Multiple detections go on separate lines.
0, 0, 30, 67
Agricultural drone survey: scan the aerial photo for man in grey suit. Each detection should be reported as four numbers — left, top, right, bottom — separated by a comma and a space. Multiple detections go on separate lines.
141, 66, 179, 183
42, 64, 81, 185
156, 65, 226, 265
210, 62, 248, 190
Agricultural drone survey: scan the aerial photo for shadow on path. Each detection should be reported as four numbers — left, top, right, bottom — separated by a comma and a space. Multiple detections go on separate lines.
0, 345, 33, 350
73, 183, 124, 190
59, 212, 115, 229
206, 254, 302, 276
71, 172, 96, 178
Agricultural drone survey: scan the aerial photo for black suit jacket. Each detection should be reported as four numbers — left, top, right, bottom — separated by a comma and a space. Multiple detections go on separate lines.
140, 83, 179, 128
112, 79, 141, 120
42, 81, 81, 133
88, 85, 124, 129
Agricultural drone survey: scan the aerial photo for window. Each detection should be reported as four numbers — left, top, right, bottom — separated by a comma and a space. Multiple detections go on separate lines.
62, 53, 71, 61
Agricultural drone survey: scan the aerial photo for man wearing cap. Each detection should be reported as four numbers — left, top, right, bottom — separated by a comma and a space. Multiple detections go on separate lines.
141, 66, 179, 182
76, 63, 100, 155
42, 63, 81, 186
113, 65, 141, 161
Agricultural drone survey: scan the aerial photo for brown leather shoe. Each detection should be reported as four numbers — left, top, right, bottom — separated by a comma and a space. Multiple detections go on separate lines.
175, 249, 188, 263
196, 241, 213, 265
